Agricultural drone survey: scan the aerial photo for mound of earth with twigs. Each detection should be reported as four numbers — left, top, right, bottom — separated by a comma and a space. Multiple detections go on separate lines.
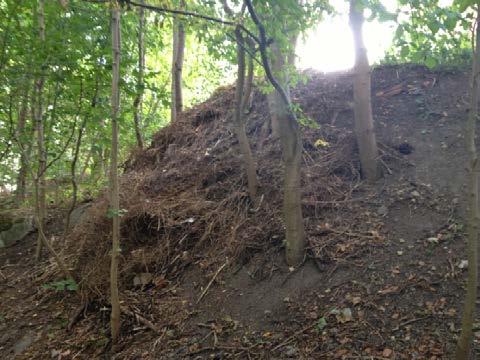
69, 74, 369, 300
7, 64, 479, 358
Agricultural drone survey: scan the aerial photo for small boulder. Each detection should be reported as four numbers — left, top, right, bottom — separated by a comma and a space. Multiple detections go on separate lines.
0, 216, 34, 248
0, 212, 14, 232
69, 202, 92, 227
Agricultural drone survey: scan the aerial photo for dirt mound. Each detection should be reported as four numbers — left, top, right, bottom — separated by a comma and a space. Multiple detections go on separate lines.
68, 67, 402, 300
4, 64, 477, 359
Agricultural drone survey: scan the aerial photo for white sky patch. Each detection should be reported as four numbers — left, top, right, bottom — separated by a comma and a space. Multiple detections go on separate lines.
297, 0, 453, 72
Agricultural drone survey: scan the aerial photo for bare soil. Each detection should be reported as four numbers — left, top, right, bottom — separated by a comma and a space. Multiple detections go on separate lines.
0, 64, 478, 359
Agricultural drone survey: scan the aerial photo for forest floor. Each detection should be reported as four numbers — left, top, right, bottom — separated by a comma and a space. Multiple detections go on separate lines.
0, 64, 479, 359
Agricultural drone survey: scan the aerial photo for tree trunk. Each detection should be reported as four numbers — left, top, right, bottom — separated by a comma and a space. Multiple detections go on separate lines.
233, 28, 257, 202
65, 80, 87, 234
270, 37, 304, 266
170, 0, 185, 123
271, 44, 305, 266
110, 0, 121, 343
35, 0, 47, 261
15, 82, 31, 205
245, 0, 305, 266
32, 178, 71, 279
266, 43, 283, 139
133, 0, 145, 149
91, 120, 106, 182
455, 7, 480, 359
349, 0, 379, 182
267, 93, 280, 138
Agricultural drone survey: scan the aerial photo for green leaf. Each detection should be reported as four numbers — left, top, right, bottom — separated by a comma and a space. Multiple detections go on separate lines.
425, 56, 437, 68
444, 14, 459, 31
42, 278, 78, 292
427, 21, 440, 35
315, 317, 327, 331
107, 208, 128, 218
454, 0, 475, 12
400, 46, 410, 59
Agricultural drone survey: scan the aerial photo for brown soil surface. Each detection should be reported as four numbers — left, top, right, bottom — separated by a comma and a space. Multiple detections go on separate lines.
1, 64, 478, 359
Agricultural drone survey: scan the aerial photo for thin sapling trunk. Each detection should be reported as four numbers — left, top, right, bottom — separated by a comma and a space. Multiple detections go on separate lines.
455, 6, 480, 358
170, 0, 185, 122
245, 0, 305, 266
349, 0, 380, 182
35, 0, 47, 261
110, 0, 122, 343
234, 27, 258, 202
133, 0, 145, 148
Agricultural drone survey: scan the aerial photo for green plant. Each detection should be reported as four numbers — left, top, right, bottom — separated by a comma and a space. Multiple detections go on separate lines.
42, 278, 78, 291
386, 0, 473, 68
315, 317, 327, 332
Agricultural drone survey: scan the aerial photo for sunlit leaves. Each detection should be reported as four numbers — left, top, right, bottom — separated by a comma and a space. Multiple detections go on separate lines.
388, 0, 471, 68
453, 0, 476, 12
0, 0, 235, 192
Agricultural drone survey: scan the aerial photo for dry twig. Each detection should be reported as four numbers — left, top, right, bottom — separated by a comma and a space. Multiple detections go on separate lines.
197, 260, 228, 303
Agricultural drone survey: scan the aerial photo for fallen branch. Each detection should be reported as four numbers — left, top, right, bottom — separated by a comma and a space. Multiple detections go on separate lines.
379, 157, 393, 175
272, 322, 316, 351
121, 306, 159, 333
67, 302, 87, 331
197, 260, 228, 304
313, 227, 378, 239
392, 315, 431, 332
188, 344, 258, 356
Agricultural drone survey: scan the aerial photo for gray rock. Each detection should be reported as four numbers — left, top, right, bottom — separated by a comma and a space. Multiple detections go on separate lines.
0, 212, 14, 232
0, 216, 34, 248
285, 346, 298, 357
13, 331, 34, 355
377, 205, 388, 216
69, 202, 92, 227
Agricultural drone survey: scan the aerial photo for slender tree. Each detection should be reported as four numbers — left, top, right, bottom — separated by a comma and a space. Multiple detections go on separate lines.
65, 79, 87, 234
221, 1, 258, 202
133, 0, 145, 148
233, 27, 258, 202
110, 0, 122, 343
245, 0, 305, 266
14, 81, 31, 205
349, 0, 380, 182
456, 4, 480, 358
34, 0, 48, 260
170, 0, 185, 122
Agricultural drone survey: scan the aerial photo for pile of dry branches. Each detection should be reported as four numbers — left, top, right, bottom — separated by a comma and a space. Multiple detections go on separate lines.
67, 75, 376, 301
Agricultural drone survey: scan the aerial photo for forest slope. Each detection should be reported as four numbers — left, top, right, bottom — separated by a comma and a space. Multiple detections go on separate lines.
0, 64, 476, 359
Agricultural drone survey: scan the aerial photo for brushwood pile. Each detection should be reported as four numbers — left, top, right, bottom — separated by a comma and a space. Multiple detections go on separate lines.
68, 66, 429, 300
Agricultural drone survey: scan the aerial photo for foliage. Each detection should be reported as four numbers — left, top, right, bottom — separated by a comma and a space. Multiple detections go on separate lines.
386, 0, 473, 68
0, 0, 232, 198
42, 278, 78, 291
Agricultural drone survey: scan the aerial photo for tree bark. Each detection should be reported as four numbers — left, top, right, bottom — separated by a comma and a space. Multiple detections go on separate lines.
32, 179, 72, 279
233, 27, 257, 202
245, 0, 305, 266
35, 0, 47, 261
15, 82, 31, 205
110, 0, 121, 343
270, 44, 304, 266
170, 0, 185, 123
455, 6, 480, 359
133, 0, 145, 148
349, 0, 379, 182
65, 80, 87, 234
266, 42, 283, 139
270, 33, 303, 266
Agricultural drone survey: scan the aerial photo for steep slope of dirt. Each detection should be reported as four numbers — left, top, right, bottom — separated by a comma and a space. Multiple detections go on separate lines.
0, 64, 477, 359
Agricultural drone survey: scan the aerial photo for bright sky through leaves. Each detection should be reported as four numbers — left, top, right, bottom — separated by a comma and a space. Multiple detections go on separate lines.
297, 0, 453, 72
